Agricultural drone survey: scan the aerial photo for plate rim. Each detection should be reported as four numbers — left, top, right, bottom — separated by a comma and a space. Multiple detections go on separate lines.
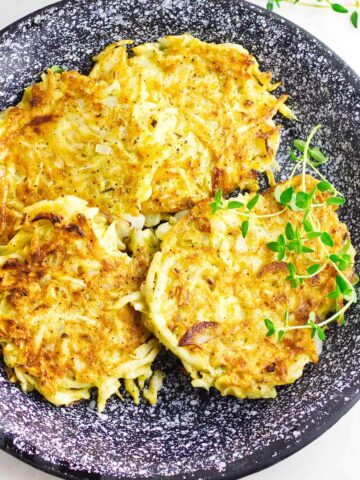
0, 1, 359, 479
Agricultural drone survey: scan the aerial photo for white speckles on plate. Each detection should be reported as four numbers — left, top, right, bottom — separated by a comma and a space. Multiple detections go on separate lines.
0, 1, 359, 480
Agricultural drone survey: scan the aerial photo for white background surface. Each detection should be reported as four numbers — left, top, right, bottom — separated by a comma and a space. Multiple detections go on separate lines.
0, 1, 359, 479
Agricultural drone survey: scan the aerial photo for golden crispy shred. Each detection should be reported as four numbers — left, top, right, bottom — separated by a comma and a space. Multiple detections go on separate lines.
0, 196, 162, 411
0, 34, 292, 241
144, 174, 355, 399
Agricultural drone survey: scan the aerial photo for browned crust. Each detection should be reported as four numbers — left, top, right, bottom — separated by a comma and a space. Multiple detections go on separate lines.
179, 321, 218, 347
256, 261, 288, 278
32, 212, 63, 224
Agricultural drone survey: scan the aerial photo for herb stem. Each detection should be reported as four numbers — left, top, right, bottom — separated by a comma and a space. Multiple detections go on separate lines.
302, 124, 322, 190
281, 298, 354, 334
231, 208, 287, 219
307, 162, 343, 197
296, 261, 328, 278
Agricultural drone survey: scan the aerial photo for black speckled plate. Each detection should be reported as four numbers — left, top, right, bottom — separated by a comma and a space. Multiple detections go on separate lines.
0, 1, 359, 479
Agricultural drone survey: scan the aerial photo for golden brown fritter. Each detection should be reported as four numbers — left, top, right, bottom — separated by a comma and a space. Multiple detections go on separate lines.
145, 175, 355, 398
0, 197, 161, 410
0, 34, 292, 243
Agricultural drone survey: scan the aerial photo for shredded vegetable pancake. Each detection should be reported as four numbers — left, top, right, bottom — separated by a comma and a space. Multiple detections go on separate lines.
0, 34, 292, 243
1, 34, 351, 410
0, 197, 162, 410
145, 175, 355, 398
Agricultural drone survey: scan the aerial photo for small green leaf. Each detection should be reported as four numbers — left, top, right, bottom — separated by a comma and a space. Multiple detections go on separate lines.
280, 186, 294, 206
209, 201, 222, 214
285, 222, 295, 240
310, 147, 328, 166
247, 194, 260, 211
242, 220, 249, 238
316, 326, 326, 341
214, 189, 222, 202
278, 330, 285, 342
288, 148, 300, 163
264, 318, 275, 337
326, 197, 345, 206
331, 3, 349, 13
329, 253, 351, 271
351, 11, 359, 28
295, 191, 309, 209
317, 180, 332, 192
308, 317, 317, 338
307, 231, 322, 240
50, 65, 65, 73
227, 201, 244, 209
278, 234, 285, 246
303, 218, 313, 232
307, 264, 321, 275
266, 1, 274, 10
302, 246, 314, 253
328, 285, 341, 299
267, 242, 280, 252
278, 249, 285, 261
336, 275, 352, 296
287, 241, 297, 251
288, 262, 296, 276
321, 232, 334, 247
293, 139, 306, 153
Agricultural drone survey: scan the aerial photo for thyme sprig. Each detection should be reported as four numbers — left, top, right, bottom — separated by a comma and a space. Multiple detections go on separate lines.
208, 124, 357, 342
266, 0, 359, 29
263, 125, 356, 341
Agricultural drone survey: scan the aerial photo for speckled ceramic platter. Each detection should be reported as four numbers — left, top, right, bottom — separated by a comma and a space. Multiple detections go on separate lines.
0, 0, 359, 479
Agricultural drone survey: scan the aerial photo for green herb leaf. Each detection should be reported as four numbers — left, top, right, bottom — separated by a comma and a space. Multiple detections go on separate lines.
321, 232, 334, 247
295, 191, 309, 209
317, 180, 332, 192
266, 1, 274, 10
328, 285, 341, 299
303, 218, 313, 232
288, 262, 296, 276
278, 330, 285, 342
308, 318, 317, 338
302, 246, 315, 253
336, 275, 353, 296
285, 222, 295, 240
264, 318, 275, 337
267, 242, 280, 252
310, 147, 328, 166
227, 201, 244, 209
50, 65, 65, 73
329, 253, 352, 271
316, 325, 326, 341
209, 201, 222, 214
326, 196, 345, 206
214, 189, 222, 202
247, 194, 260, 211
280, 187, 294, 206
307, 263, 321, 275
288, 148, 300, 163
287, 241, 297, 251
242, 220, 249, 238
210, 189, 223, 214
351, 11, 359, 28
293, 139, 306, 153
307, 231, 322, 240
331, 3, 349, 13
